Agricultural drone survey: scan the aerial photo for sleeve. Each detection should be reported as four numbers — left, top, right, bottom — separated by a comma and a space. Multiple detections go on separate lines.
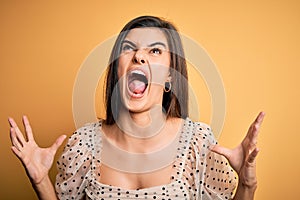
191, 122, 237, 200
55, 124, 94, 200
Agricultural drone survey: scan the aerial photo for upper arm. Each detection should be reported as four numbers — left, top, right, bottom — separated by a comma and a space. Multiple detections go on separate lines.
55, 125, 94, 199
191, 122, 237, 199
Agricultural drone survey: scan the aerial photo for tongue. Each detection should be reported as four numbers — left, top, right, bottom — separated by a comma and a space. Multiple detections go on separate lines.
129, 80, 146, 94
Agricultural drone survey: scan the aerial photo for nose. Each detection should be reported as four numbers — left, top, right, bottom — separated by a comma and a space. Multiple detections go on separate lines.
133, 49, 146, 64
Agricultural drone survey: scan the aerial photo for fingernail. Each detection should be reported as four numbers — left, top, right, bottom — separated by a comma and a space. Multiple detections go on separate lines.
258, 112, 265, 121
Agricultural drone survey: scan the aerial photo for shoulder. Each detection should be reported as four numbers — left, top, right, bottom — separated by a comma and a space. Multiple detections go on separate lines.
183, 118, 218, 148
66, 120, 102, 147
72, 120, 102, 138
182, 118, 235, 178
57, 120, 103, 170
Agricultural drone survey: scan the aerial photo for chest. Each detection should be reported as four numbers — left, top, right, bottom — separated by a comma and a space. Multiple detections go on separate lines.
98, 163, 174, 190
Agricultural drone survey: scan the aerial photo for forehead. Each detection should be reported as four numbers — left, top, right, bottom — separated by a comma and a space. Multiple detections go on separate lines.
124, 28, 168, 46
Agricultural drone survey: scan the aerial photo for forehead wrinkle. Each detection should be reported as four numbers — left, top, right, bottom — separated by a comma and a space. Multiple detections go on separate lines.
124, 28, 168, 48
122, 39, 168, 50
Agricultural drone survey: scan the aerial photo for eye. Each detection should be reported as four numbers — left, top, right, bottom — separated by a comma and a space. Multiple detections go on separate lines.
150, 48, 162, 55
122, 44, 135, 52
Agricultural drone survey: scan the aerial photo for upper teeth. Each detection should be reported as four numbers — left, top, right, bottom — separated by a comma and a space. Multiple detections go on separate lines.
131, 70, 146, 76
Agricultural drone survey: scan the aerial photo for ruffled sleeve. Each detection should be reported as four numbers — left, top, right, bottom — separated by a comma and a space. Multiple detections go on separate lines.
184, 121, 237, 200
55, 123, 95, 200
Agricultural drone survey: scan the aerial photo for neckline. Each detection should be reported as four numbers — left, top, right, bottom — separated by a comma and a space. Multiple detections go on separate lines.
90, 117, 194, 192
93, 178, 182, 193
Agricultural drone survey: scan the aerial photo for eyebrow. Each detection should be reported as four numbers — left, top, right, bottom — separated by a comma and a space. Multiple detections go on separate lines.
122, 40, 167, 49
122, 40, 136, 47
148, 42, 167, 48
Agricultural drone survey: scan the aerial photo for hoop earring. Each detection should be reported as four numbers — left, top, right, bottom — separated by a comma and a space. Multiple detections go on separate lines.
164, 81, 172, 92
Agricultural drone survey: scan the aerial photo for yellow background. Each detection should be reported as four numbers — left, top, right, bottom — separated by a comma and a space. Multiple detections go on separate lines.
1, 1, 299, 199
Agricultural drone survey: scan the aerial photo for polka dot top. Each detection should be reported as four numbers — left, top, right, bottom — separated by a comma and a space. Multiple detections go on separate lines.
55, 118, 237, 199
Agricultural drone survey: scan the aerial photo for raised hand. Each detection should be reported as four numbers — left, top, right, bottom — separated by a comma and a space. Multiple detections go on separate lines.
9, 116, 66, 185
211, 112, 265, 188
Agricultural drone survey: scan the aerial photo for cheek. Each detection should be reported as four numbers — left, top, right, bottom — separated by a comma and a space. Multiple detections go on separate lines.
117, 55, 131, 78
149, 55, 171, 84
150, 65, 170, 86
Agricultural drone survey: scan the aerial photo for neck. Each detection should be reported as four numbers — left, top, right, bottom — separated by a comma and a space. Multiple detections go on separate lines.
116, 105, 167, 139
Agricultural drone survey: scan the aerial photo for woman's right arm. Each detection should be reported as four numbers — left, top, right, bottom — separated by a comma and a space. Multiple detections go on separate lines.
9, 116, 66, 200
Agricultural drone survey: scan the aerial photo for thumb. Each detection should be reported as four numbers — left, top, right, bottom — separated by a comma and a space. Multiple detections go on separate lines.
50, 135, 67, 153
210, 144, 232, 160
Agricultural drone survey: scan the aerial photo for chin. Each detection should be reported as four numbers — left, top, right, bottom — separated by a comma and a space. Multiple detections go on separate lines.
121, 97, 150, 113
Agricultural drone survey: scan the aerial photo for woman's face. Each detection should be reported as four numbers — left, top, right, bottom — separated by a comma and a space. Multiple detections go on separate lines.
118, 28, 171, 113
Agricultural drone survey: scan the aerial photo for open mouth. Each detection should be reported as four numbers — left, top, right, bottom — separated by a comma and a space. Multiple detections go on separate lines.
127, 69, 149, 97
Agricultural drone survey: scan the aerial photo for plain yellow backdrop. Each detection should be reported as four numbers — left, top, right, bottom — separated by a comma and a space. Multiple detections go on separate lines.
1, 1, 299, 199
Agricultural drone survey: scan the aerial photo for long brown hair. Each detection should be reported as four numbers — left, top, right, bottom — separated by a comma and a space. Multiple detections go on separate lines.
104, 16, 188, 125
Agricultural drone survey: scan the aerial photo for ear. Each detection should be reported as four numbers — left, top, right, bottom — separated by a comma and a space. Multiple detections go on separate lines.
166, 72, 172, 82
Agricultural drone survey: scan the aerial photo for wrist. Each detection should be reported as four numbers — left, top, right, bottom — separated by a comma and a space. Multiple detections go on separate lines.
240, 181, 257, 193
233, 180, 257, 200
32, 176, 57, 200
33, 175, 51, 187
238, 173, 258, 190
240, 178, 257, 190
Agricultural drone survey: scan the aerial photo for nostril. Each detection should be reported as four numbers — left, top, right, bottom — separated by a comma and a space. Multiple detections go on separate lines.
141, 59, 145, 64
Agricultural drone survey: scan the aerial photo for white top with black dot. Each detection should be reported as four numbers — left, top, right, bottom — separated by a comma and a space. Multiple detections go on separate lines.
56, 118, 237, 200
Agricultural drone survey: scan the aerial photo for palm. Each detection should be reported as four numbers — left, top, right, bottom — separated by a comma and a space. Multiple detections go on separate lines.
20, 141, 56, 184
9, 116, 66, 184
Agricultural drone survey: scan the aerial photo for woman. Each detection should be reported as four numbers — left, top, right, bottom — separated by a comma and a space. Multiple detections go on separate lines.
9, 16, 265, 199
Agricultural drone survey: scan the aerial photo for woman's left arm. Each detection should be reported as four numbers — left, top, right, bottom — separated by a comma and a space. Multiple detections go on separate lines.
211, 112, 265, 200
